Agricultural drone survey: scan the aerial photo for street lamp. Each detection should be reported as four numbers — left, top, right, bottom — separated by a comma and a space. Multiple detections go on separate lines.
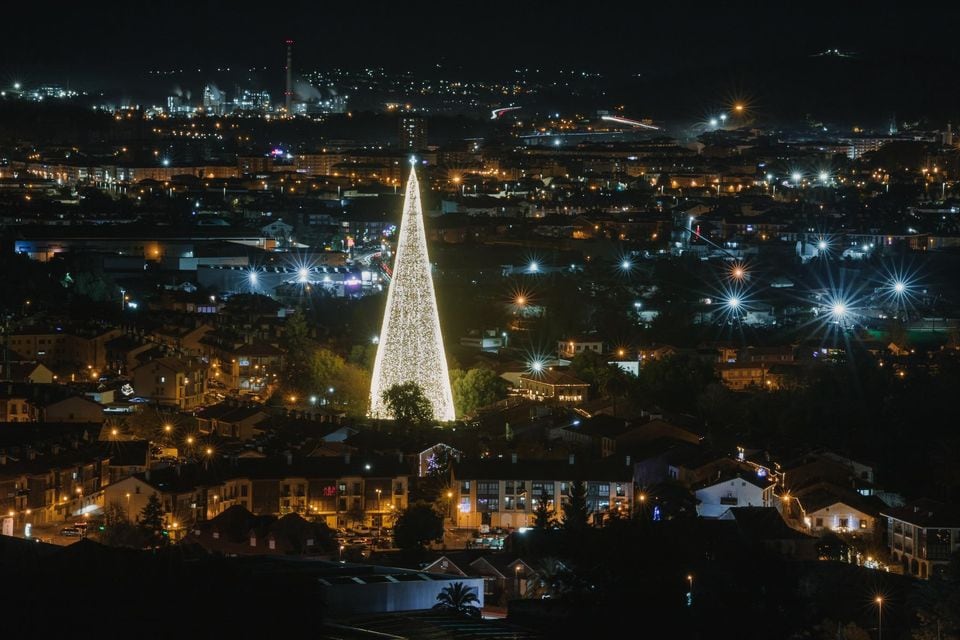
375, 488, 382, 527
515, 564, 522, 596
875, 596, 883, 640
339, 544, 345, 561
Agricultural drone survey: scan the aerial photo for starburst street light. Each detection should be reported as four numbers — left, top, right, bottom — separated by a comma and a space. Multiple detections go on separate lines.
819, 171, 830, 183
298, 267, 309, 283
620, 259, 632, 271
792, 171, 802, 185
528, 261, 539, 273
828, 298, 851, 324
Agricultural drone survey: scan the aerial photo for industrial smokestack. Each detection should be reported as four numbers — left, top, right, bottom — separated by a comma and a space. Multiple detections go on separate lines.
284, 39, 294, 115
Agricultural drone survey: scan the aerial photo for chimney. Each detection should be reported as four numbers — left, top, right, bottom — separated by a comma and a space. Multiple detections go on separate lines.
284, 40, 294, 114
285, 451, 293, 466
145, 468, 150, 481
511, 453, 518, 464
344, 452, 351, 465
397, 451, 403, 463
625, 455, 631, 467
568, 454, 575, 465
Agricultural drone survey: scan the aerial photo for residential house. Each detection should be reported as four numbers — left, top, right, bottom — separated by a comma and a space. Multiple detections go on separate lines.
451, 455, 634, 530
0, 362, 55, 384
195, 403, 269, 440
557, 337, 604, 360
469, 556, 537, 603
694, 469, 777, 518
547, 414, 626, 458
105, 440, 150, 484
520, 370, 589, 403
883, 499, 960, 579
717, 507, 818, 560
39, 395, 105, 424
0, 391, 32, 422
7, 326, 121, 371
788, 482, 882, 536
418, 443, 461, 478
131, 357, 208, 409
104, 455, 412, 531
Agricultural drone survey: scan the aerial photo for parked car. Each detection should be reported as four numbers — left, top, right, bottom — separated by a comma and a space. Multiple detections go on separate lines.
60, 527, 82, 537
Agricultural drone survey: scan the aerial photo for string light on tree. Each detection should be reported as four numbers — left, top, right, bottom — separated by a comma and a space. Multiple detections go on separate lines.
369, 162, 456, 421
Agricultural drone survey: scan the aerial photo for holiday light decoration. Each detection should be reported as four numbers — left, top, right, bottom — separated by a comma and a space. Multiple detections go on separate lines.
369, 162, 456, 421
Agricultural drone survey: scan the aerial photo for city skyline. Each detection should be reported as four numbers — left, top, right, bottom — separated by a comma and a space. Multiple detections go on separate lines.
1, 5, 960, 636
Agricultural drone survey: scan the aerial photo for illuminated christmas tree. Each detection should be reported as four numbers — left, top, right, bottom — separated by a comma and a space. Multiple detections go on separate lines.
369, 162, 456, 421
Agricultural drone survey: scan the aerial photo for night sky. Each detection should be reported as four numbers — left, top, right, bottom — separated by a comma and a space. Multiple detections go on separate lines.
3, 1, 960, 121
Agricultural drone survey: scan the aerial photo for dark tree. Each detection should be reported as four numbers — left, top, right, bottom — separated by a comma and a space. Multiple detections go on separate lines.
434, 581, 481, 618
382, 382, 433, 425
451, 367, 508, 416
533, 489, 554, 530
138, 493, 166, 547
393, 501, 444, 551
98, 501, 145, 549
562, 480, 589, 533
281, 310, 314, 395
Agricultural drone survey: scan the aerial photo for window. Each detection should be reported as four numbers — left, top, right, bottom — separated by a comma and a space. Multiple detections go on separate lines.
477, 481, 499, 495
859, 520, 867, 529
352, 482, 361, 495
839, 518, 849, 529
460, 480, 471, 493
517, 495, 526, 510
815, 518, 823, 528
505, 481, 514, 495
477, 497, 499, 512
616, 483, 625, 497
338, 483, 347, 495
240, 485, 248, 497
504, 496, 515, 510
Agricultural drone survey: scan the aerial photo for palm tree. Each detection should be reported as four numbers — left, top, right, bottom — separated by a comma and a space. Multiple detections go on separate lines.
434, 581, 481, 617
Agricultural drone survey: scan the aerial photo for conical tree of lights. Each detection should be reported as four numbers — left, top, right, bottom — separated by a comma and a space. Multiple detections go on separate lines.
369, 163, 456, 421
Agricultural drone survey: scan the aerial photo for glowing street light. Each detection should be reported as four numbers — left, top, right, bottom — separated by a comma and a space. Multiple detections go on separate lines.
829, 300, 851, 325
731, 264, 746, 281
818, 171, 829, 183
817, 238, 829, 252
528, 261, 539, 273
298, 267, 309, 283
620, 259, 632, 271
792, 172, 802, 185
892, 280, 907, 296
709, 118, 719, 127
875, 596, 883, 640
515, 295, 527, 306
727, 296, 741, 310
